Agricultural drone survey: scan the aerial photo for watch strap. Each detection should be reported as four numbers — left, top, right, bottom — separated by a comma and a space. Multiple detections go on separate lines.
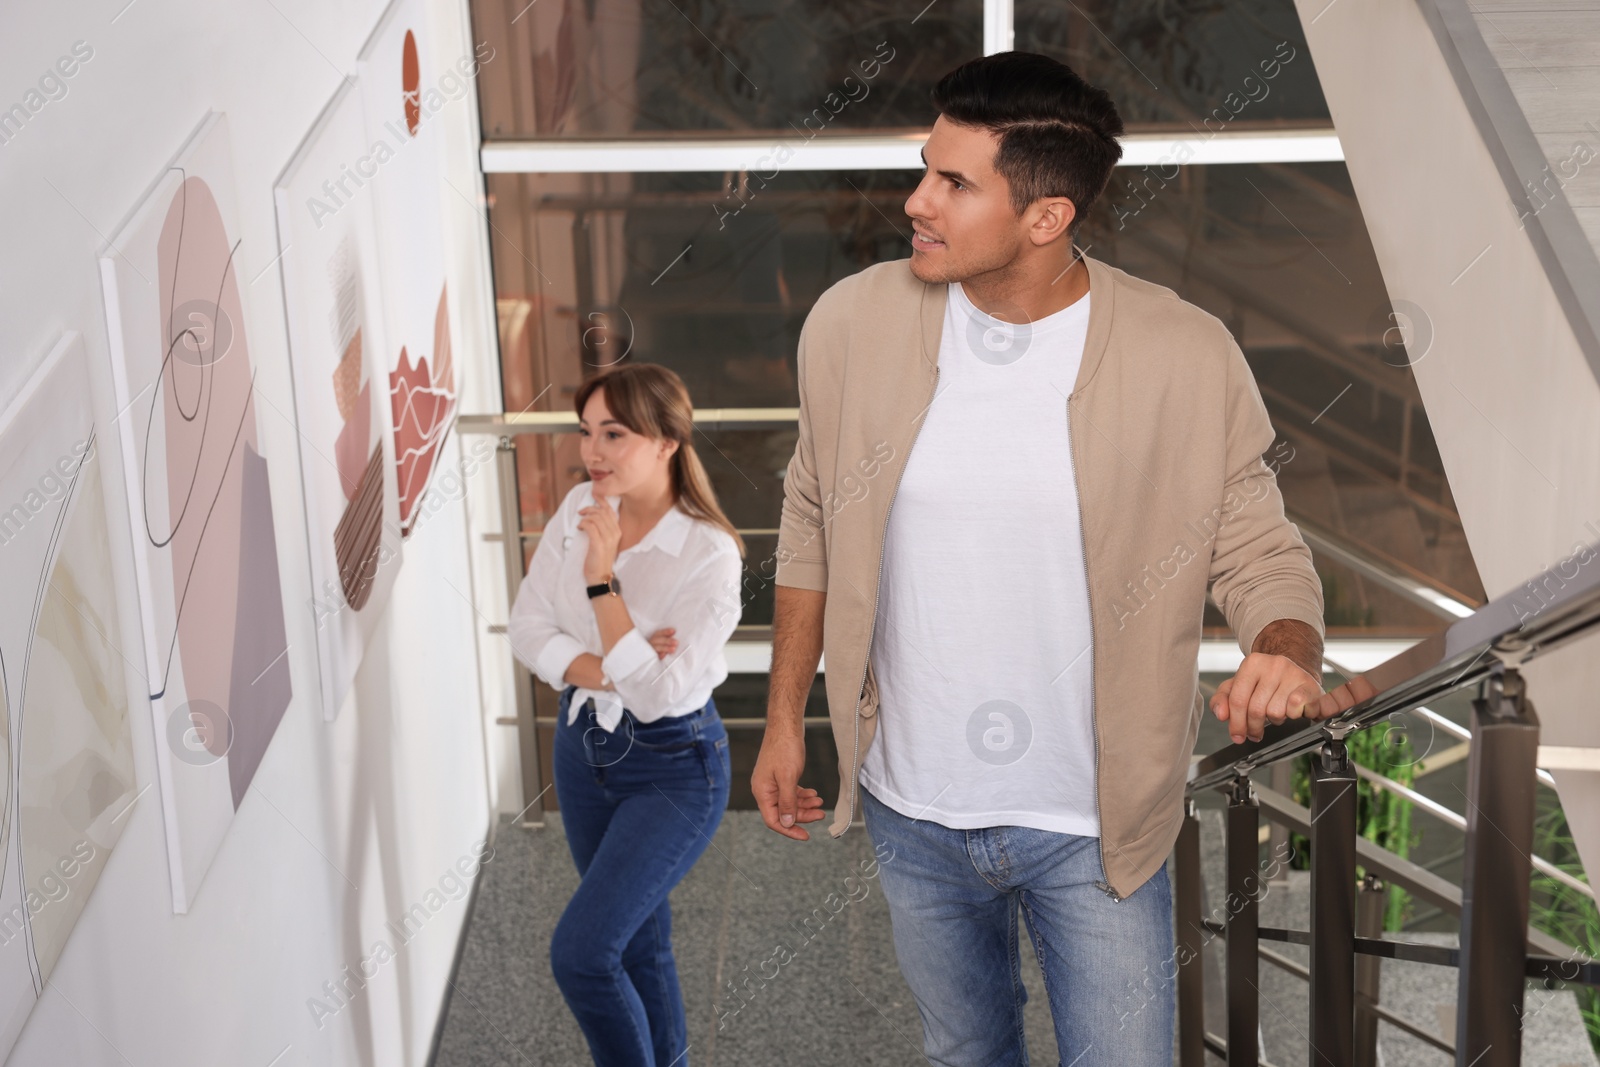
586, 574, 621, 598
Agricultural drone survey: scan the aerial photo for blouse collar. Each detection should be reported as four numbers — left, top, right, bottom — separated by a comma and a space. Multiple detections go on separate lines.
583, 480, 695, 559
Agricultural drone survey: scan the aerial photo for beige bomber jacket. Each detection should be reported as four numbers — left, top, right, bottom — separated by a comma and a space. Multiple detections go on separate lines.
771, 253, 1326, 900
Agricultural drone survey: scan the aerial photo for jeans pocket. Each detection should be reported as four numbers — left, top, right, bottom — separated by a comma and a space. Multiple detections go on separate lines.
701, 735, 730, 787
626, 715, 699, 753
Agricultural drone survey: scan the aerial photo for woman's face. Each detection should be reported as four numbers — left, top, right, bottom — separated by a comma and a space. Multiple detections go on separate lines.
578, 387, 676, 496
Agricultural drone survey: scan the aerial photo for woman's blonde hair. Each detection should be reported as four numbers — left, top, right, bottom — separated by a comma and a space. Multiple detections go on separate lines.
574, 363, 746, 559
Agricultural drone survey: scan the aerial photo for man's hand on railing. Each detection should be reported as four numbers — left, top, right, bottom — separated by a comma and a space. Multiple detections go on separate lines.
1210, 619, 1330, 744
1210, 655, 1325, 744
1311, 673, 1379, 720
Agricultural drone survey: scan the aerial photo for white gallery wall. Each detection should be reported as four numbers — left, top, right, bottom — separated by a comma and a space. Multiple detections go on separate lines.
0, 0, 512, 1063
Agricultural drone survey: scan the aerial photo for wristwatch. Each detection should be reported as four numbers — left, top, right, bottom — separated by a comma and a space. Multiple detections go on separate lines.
586, 573, 621, 599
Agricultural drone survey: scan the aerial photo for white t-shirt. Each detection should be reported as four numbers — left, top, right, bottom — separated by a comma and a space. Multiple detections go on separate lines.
507, 480, 743, 732
857, 280, 1100, 837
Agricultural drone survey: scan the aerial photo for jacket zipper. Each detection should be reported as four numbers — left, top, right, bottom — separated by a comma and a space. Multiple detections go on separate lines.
1066, 389, 1118, 901
849, 363, 940, 829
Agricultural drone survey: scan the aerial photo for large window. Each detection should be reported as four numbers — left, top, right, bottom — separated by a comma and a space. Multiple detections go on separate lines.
480, 158, 1481, 623
471, 0, 983, 137
486, 166, 914, 645
468, 0, 1483, 805
1015, 0, 1331, 127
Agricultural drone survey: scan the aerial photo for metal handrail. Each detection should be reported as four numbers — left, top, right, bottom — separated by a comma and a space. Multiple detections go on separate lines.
1311, 652, 1579, 894
1247, 782, 1575, 959
1178, 542, 1600, 1067
1187, 541, 1600, 793
1292, 516, 1480, 620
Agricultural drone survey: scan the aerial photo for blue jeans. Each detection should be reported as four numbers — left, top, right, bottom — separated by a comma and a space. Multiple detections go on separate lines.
550, 685, 730, 1066
859, 782, 1175, 1066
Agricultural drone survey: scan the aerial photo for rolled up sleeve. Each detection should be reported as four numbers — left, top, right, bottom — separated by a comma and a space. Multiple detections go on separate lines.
508, 493, 586, 691
532, 632, 586, 691
608, 543, 744, 720
600, 626, 657, 685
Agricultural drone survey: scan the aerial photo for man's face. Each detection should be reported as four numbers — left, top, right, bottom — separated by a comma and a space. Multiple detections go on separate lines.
904, 115, 1030, 284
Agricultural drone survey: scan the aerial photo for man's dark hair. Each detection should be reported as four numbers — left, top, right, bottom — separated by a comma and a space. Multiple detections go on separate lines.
930, 52, 1125, 239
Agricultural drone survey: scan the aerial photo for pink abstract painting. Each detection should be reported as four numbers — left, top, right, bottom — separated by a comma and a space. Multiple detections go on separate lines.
101, 112, 293, 912
361, 0, 460, 540
274, 79, 405, 722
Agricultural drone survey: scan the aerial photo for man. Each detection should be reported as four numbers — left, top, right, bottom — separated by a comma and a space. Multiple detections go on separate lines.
752, 51, 1329, 1065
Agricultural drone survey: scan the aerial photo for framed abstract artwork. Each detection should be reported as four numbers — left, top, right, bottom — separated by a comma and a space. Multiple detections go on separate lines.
274, 80, 405, 722
0, 331, 139, 1055
359, 0, 460, 538
99, 111, 294, 913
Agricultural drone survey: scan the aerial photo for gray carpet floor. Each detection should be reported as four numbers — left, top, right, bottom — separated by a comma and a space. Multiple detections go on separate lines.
433, 808, 1596, 1067
433, 810, 1074, 1067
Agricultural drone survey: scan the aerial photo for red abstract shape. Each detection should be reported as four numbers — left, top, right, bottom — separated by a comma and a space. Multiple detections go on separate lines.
390, 346, 453, 534
402, 30, 420, 135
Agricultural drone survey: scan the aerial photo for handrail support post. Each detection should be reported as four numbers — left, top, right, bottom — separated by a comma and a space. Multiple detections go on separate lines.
1224, 773, 1260, 1067
1175, 797, 1206, 1067
1456, 665, 1539, 1066
1311, 730, 1358, 1067
1354, 873, 1386, 1067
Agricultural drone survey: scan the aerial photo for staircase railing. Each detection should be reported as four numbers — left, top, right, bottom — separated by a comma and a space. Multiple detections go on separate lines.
1178, 541, 1600, 1067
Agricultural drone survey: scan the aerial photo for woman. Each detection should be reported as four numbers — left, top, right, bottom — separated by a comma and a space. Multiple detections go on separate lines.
507, 362, 746, 1066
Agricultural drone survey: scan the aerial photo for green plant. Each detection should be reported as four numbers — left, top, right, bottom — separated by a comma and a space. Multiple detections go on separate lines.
1528, 796, 1599, 1057
1286, 718, 1419, 931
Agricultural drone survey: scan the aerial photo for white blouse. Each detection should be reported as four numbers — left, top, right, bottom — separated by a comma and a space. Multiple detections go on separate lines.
508, 480, 744, 733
